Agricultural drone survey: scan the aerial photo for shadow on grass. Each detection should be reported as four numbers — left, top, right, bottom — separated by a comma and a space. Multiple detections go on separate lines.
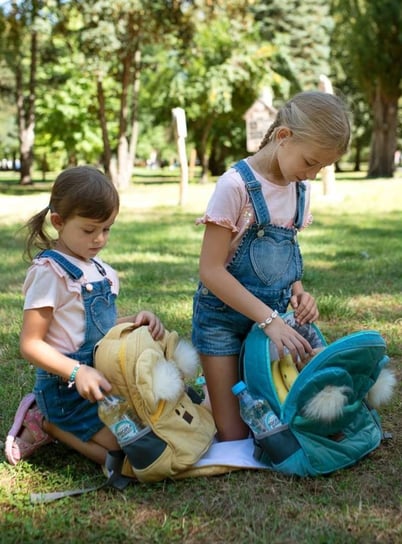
0, 172, 196, 194
304, 210, 401, 287
108, 209, 402, 295
0, 179, 53, 195
1, 205, 401, 345
2, 206, 401, 303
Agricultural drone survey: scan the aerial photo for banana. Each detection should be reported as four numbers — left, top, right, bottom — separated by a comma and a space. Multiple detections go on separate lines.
279, 353, 299, 391
271, 358, 288, 404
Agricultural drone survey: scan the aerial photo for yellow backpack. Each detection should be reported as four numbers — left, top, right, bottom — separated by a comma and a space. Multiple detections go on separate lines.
94, 323, 216, 482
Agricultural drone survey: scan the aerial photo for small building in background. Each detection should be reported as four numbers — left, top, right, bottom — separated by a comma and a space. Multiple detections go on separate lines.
244, 88, 277, 153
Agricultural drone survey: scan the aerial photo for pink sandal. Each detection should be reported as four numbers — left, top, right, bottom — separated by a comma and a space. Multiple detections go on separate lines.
5, 393, 54, 465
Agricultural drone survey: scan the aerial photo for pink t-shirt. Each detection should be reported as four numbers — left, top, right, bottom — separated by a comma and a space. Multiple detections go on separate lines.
23, 251, 119, 354
196, 159, 312, 263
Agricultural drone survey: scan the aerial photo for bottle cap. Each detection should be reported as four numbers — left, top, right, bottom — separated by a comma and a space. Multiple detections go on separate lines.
232, 381, 247, 396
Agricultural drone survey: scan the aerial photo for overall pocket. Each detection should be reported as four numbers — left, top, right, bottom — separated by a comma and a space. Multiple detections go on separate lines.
89, 292, 117, 337
250, 237, 295, 285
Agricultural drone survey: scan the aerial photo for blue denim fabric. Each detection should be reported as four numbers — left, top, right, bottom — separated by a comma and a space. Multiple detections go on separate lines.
33, 250, 117, 441
192, 159, 305, 356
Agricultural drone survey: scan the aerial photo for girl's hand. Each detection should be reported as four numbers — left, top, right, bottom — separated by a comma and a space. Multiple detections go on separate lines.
118, 311, 165, 340
131, 310, 165, 340
264, 317, 313, 363
74, 365, 112, 403
290, 290, 319, 325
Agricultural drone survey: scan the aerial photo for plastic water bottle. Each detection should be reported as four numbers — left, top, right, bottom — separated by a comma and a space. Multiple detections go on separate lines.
270, 343, 300, 374
232, 381, 301, 465
232, 381, 281, 435
98, 395, 144, 447
269, 342, 280, 363
269, 343, 292, 363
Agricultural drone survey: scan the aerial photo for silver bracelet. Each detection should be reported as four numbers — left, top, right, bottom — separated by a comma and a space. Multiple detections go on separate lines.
257, 310, 279, 329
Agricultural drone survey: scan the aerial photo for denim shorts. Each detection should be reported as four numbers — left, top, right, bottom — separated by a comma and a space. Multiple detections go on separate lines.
191, 283, 291, 356
191, 284, 254, 356
34, 370, 103, 442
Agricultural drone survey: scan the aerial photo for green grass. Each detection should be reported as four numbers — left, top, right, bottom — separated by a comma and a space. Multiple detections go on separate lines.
0, 171, 401, 543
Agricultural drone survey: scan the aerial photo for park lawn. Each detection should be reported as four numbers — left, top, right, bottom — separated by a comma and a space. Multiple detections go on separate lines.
0, 171, 401, 543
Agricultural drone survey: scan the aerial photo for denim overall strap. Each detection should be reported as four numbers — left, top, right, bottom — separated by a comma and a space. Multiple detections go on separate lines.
234, 160, 306, 230
233, 160, 270, 226
36, 250, 116, 365
38, 249, 108, 281
294, 182, 306, 230
38, 249, 83, 280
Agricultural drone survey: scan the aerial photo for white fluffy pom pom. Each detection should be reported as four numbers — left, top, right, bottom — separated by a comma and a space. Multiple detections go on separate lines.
173, 340, 200, 378
152, 359, 183, 402
302, 385, 352, 422
366, 368, 397, 407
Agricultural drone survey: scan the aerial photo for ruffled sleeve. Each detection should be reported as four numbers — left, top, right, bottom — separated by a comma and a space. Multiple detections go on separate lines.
195, 214, 238, 232
195, 169, 249, 233
23, 258, 82, 311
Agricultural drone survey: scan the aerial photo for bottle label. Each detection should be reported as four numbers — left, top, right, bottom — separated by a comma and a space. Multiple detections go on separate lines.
264, 411, 282, 430
111, 418, 139, 446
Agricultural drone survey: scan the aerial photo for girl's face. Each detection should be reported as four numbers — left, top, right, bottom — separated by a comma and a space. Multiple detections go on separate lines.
275, 129, 341, 185
50, 210, 118, 261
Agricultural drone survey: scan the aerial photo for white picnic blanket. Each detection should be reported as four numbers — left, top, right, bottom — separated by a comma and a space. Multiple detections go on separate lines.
193, 437, 268, 469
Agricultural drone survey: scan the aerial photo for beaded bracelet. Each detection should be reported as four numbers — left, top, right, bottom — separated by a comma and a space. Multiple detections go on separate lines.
67, 363, 81, 388
257, 310, 279, 329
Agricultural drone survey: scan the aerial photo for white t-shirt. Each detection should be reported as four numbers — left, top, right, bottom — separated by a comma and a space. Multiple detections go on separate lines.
23, 251, 119, 354
196, 159, 312, 264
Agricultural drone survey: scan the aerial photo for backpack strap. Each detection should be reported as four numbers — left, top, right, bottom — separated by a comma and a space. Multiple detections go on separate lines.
30, 450, 132, 504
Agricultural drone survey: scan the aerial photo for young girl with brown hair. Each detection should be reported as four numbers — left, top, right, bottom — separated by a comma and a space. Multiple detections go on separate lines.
6, 166, 164, 465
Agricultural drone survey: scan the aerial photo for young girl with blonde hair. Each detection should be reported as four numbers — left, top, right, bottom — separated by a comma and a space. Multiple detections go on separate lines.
192, 91, 351, 441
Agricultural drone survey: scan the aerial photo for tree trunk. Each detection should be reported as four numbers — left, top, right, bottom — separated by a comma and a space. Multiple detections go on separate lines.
117, 136, 130, 189
17, 27, 37, 185
354, 140, 362, 172
127, 49, 142, 185
97, 74, 112, 178
368, 86, 399, 178
116, 51, 132, 189
208, 136, 228, 175
196, 117, 214, 184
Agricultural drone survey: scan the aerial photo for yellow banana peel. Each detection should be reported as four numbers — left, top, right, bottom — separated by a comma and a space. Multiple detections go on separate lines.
271, 358, 288, 404
279, 353, 299, 391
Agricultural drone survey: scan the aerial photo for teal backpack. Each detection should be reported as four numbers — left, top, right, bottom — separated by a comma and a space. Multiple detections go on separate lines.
240, 312, 395, 476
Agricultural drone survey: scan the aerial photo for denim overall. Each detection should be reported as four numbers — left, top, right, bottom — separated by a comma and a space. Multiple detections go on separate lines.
33, 249, 117, 441
192, 159, 306, 356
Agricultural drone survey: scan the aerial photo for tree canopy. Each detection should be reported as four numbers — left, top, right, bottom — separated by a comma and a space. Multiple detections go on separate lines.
0, 0, 401, 183
331, 0, 402, 177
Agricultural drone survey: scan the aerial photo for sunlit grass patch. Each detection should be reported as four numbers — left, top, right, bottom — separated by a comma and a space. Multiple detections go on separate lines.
0, 174, 401, 543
